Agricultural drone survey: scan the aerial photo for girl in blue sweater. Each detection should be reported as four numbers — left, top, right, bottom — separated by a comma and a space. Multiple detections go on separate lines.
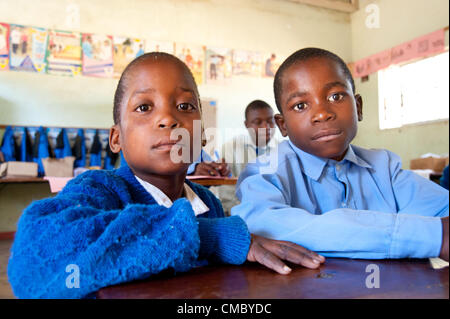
8, 52, 324, 299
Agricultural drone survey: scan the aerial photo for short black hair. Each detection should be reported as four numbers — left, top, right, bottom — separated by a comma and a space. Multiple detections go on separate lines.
245, 100, 273, 121
273, 47, 355, 112
113, 52, 200, 125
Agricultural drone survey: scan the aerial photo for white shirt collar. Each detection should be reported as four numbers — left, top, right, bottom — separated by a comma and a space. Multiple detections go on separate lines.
134, 176, 209, 216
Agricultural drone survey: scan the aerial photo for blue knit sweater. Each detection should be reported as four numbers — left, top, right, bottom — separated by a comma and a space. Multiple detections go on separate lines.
7, 165, 251, 299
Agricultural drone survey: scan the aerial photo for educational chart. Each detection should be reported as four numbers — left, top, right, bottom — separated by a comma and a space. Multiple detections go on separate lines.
232, 49, 263, 77
175, 42, 205, 85
205, 47, 233, 84
9, 24, 48, 73
81, 33, 113, 77
113, 36, 145, 77
46, 30, 82, 76
0, 23, 9, 70
146, 40, 174, 54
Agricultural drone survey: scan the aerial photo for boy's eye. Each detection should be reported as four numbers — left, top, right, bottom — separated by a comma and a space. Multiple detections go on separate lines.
136, 104, 151, 112
177, 103, 196, 112
293, 102, 307, 111
328, 93, 345, 102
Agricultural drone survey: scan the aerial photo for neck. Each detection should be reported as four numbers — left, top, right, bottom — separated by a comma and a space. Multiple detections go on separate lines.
132, 169, 186, 202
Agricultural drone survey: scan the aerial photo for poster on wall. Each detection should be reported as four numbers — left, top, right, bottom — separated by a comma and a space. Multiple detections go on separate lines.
263, 52, 281, 77
205, 47, 233, 84
174, 42, 205, 85
81, 33, 114, 77
0, 22, 9, 70
232, 50, 263, 77
113, 36, 145, 78
46, 30, 82, 76
146, 40, 174, 54
9, 24, 48, 73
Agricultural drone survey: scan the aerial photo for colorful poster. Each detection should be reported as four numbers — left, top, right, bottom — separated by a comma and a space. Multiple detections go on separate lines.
263, 53, 281, 77
0, 23, 9, 70
146, 40, 174, 54
205, 47, 233, 84
81, 33, 113, 77
175, 42, 205, 85
232, 50, 263, 77
113, 36, 145, 78
46, 30, 82, 76
9, 24, 48, 73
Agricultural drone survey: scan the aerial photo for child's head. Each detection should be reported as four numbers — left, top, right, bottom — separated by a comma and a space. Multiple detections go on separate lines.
273, 48, 363, 161
244, 100, 275, 147
109, 52, 202, 177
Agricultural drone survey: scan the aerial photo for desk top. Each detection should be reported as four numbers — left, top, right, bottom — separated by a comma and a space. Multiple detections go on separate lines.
96, 258, 448, 299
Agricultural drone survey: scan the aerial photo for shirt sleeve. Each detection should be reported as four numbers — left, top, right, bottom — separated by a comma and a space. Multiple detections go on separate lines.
232, 161, 447, 260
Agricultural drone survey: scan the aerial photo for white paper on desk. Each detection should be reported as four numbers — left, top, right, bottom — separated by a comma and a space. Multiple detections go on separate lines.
44, 177, 73, 193
429, 257, 449, 269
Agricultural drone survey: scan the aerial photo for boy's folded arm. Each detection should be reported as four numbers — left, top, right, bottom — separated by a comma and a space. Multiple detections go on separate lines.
196, 215, 251, 265
232, 174, 443, 260
388, 151, 449, 218
8, 175, 201, 299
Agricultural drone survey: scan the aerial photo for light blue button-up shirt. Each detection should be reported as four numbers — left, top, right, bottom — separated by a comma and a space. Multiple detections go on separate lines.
231, 140, 449, 259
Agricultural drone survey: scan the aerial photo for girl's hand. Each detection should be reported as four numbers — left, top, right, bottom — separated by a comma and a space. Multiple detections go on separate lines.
247, 234, 325, 274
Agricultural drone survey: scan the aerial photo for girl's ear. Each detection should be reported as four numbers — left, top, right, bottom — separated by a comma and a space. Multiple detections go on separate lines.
109, 125, 122, 153
355, 94, 363, 121
274, 113, 288, 137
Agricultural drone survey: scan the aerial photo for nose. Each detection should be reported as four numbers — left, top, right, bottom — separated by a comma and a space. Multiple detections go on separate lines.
156, 107, 179, 129
311, 103, 335, 123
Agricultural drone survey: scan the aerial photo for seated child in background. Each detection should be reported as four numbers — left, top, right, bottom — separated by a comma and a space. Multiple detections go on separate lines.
8, 52, 324, 299
218, 100, 279, 214
231, 48, 449, 261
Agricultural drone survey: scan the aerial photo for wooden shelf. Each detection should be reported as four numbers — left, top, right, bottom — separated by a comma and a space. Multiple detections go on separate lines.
0, 177, 47, 183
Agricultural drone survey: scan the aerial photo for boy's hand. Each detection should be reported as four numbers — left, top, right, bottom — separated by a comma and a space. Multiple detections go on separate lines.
247, 234, 325, 274
440, 217, 448, 261
193, 160, 231, 177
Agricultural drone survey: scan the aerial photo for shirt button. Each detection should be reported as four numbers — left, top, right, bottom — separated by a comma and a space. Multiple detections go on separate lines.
336, 165, 341, 171
342, 203, 346, 208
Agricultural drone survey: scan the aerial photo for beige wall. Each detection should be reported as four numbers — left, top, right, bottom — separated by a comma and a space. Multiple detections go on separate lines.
0, 0, 351, 134
351, 0, 449, 168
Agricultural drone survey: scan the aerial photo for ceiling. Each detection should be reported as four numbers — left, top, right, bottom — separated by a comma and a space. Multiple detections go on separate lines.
283, 0, 360, 13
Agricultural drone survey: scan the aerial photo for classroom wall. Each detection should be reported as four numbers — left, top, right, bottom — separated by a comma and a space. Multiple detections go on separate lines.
0, 0, 352, 232
350, 0, 449, 168
0, 0, 351, 134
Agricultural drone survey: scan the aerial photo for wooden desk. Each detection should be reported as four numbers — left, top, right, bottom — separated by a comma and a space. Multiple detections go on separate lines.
96, 258, 448, 299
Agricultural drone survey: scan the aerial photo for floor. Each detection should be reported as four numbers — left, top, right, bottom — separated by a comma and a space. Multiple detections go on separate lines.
0, 240, 15, 299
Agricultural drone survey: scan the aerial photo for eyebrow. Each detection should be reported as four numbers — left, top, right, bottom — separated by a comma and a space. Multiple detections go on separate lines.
132, 86, 196, 96
323, 81, 349, 91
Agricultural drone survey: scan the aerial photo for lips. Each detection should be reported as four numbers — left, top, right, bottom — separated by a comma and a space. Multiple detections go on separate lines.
311, 129, 343, 142
152, 138, 183, 150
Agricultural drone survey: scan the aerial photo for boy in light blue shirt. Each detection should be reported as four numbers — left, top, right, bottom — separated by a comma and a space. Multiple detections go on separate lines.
231, 48, 449, 260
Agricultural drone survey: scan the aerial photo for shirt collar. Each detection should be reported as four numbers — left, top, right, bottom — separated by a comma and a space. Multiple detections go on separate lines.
288, 141, 372, 181
134, 176, 209, 216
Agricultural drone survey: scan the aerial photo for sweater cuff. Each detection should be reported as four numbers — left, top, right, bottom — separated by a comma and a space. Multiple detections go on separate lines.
197, 216, 251, 265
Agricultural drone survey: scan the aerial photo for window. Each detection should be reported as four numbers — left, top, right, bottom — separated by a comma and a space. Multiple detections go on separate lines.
378, 51, 449, 130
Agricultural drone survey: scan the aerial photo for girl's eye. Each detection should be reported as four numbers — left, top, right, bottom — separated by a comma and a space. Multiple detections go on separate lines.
328, 93, 345, 102
293, 102, 307, 111
136, 104, 150, 112
177, 103, 196, 111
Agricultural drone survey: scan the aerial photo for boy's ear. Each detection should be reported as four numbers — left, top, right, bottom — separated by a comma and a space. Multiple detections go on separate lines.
109, 125, 122, 153
355, 94, 363, 121
274, 113, 288, 137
